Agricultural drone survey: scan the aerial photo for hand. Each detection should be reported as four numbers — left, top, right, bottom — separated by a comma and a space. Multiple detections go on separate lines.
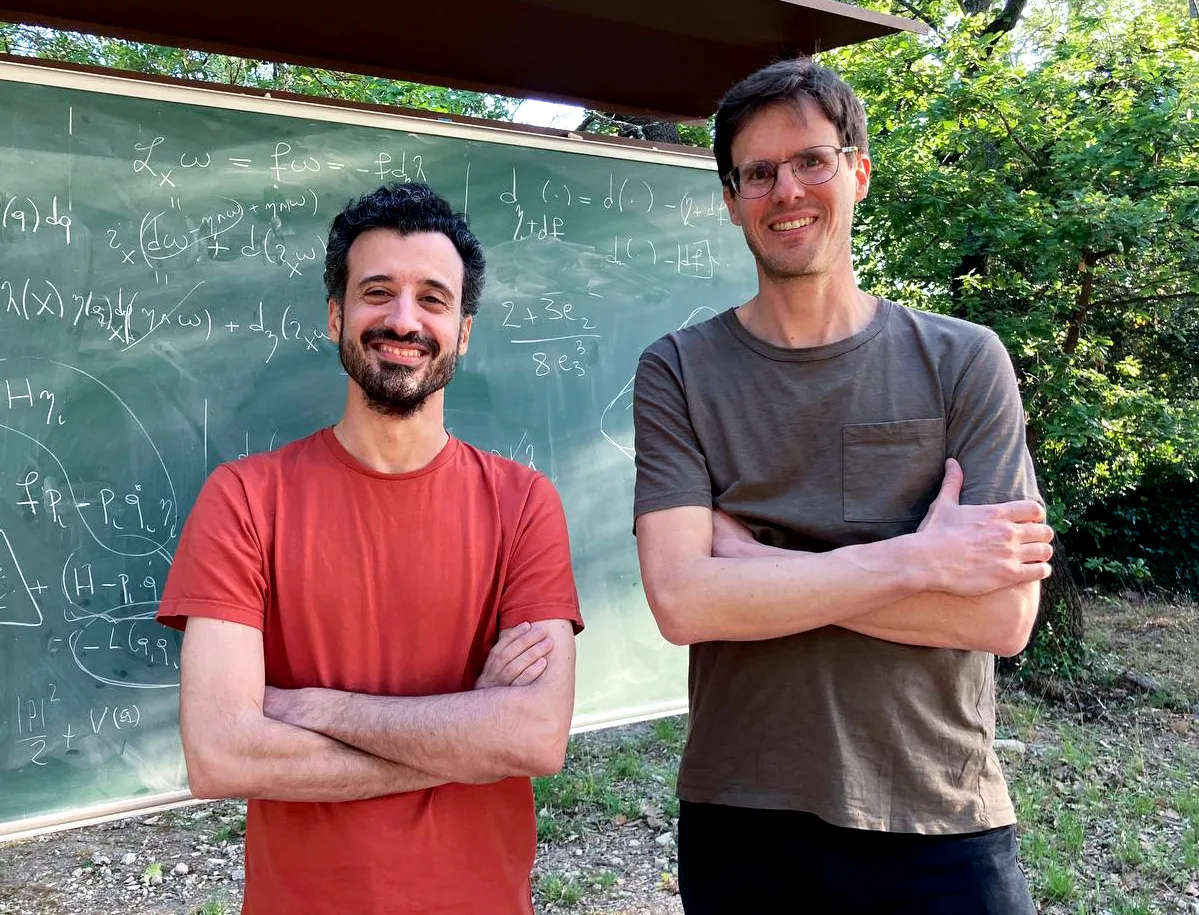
915, 458, 1054, 596
262, 685, 305, 726
711, 509, 760, 558
474, 621, 553, 690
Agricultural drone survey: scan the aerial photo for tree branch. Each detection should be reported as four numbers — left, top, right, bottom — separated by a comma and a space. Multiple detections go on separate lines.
980, 0, 1029, 37
990, 105, 1045, 168
1063, 251, 1105, 356
892, 0, 939, 31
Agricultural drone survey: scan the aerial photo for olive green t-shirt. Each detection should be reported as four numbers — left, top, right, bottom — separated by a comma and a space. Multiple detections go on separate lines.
632, 298, 1039, 834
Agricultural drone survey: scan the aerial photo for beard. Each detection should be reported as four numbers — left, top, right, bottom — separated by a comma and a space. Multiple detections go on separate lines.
339, 325, 459, 418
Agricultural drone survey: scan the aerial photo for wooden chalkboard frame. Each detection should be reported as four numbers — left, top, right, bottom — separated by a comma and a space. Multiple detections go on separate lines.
0, 58, 746, 839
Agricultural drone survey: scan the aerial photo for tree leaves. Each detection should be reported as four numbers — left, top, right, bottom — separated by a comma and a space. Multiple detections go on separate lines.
826, 2, 1199, 558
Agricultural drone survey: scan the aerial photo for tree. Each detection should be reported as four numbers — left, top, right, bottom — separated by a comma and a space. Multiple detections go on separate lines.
0, 23, 521, 120
825, 0, 1199, 672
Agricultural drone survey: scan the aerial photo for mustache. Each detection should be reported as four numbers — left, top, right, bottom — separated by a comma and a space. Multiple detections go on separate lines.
360, 327, 440, 357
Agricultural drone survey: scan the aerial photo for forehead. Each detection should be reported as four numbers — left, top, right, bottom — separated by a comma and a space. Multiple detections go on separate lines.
731, 99, 840, 161
345, 229, 464, 294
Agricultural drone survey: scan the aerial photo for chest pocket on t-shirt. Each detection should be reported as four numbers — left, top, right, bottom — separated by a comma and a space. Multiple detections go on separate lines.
842, 418, 945, 523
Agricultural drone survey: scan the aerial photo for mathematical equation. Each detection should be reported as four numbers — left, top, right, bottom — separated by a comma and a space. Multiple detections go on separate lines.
11, 683, 145, 768
133, 136, 429, 188
2, 275, 328, 365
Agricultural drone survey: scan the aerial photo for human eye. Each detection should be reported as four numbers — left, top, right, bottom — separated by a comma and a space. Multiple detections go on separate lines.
794, 150, 830, 172
740, 161, 775, 185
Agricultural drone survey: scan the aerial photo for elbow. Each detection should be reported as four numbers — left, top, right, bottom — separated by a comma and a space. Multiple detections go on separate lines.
526, 731, 569, 777
986, 587, 1040, 658
525, 706, 572, 776
183, 749, 241, 800
181, 725, 253, 799
991, 631, 1031, 659
643, 578, 700, 646
505, 701, 571, 777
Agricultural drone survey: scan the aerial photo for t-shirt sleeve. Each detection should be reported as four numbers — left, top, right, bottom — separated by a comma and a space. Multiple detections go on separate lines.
632, 339, 713, 524
497, 473, 583, 634
947, 330, 1041, 506
156, 464, 269, 632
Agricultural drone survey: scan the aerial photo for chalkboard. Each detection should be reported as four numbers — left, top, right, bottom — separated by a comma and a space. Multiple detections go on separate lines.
0, 60, 758, 838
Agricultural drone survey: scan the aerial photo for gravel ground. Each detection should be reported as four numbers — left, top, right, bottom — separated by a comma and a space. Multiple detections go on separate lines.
0, 733, 684, 915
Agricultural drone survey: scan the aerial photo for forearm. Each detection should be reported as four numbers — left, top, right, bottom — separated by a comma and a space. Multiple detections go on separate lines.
721, 535, 1039, 654
184, 710, 446, 802
644, 535, 927, 644
841, 582, 1041, 656
277, 686, 566, 783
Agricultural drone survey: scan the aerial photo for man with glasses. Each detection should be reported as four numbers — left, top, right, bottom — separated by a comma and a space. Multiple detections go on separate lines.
632, 58, 1051, 913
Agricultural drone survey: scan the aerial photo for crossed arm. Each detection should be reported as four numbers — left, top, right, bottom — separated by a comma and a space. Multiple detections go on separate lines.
636, 459, 1053, 656
180, 617, 573, 802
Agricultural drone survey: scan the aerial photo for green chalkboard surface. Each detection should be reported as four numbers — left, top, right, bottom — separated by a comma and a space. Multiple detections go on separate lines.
0, 60, 758, 837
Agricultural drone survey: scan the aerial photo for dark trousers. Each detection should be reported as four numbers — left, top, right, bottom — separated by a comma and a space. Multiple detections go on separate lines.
677, 801, 1037, 915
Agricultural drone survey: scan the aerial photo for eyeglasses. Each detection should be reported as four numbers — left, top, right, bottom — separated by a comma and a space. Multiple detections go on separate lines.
724, 146, 859, 198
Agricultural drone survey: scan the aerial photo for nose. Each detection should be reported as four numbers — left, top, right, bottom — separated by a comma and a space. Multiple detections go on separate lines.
771, 161, 808, 202
382, 291, 422, 337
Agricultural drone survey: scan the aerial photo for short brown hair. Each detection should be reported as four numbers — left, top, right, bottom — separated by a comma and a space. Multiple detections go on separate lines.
714, 58, 868, 188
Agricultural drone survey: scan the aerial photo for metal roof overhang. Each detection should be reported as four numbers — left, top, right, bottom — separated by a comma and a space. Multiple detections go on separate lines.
0, 0, 925, 121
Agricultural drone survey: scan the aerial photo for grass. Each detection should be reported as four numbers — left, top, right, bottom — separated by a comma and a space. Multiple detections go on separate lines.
1004, 693, 1197, 913
535, 873, 585, 906
533, 715, 685, 848
998, 598, 1199, 914
526, 599, 1198, 914
531, 715, 686, 907
212, 814, 247, 844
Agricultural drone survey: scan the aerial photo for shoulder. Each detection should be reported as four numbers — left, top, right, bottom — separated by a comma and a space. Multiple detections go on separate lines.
640, 310, 732, 365
886, 301, 997, 351
882, 302, 1008, 381
204, 430, 325, 501
455, 441, 560, 504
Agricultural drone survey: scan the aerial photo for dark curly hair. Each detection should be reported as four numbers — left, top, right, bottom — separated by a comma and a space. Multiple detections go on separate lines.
714, 58, 868, 190
324, 183, 486, 317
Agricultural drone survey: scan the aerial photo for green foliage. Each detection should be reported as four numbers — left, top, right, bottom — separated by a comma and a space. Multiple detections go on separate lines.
212, 814, 246, 844
1017, 601, 1091, 679
1071, 464, 1199, 593
535, 872, 584, 905
140, 861, 163, 886
826, 1, 1199, 593
0, 23, 520, 121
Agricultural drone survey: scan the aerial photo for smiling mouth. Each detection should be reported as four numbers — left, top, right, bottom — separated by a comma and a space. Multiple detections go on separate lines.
770, 216, 817, 232
374, 342, 427, 360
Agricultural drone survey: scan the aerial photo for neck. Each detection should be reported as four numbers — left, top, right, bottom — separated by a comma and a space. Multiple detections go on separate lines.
332, 388, 449, 474
738, 266, 876, 349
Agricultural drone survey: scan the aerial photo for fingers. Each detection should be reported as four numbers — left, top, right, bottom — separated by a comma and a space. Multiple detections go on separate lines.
1017, 540, 1055, 564
1013, 522, 1055, 545
509, 656, 548, 687
1018, 560, 1053, 582
491, 621, 544, 658
477, 622, 554, 689
496, 637, 551, 685
936, 458, 964, 506
995, 499, 1048, 524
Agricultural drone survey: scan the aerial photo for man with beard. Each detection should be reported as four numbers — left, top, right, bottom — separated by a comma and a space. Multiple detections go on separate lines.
632, 59, 1052, 913
157, 182, 582, 915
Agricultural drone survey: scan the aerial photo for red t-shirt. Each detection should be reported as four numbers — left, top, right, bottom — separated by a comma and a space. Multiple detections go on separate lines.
158, 428, 582, 914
